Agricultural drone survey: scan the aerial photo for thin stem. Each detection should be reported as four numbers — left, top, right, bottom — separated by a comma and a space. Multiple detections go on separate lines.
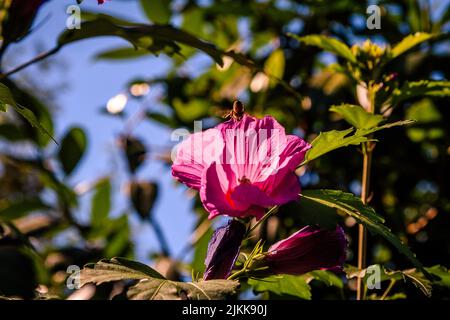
356, 82, 375, 300
248, 205, 278, 234
227, 267, 247, 280
356, 147, 372, 300
0, 46, 61, 79
149, 218, 171, 257
380, 279, 397, 300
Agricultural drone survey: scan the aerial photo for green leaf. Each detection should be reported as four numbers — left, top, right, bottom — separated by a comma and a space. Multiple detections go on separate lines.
95, 46, 151, 60
289, 34, 356, 63
58, 16, 225, 67
128, 278, 239, 300
146, 111, 177, 128
80, 257, 165, 286
58, 127, 87, 176
173, 98, 209, 123
140, 0, 171, 24
330, 104, 384, 129
0, 198, 51, 221
248, 275, 311, 300
81, 258, 239, 300
264, 49, 285, 87
0, 83, 55, 143
303, 270, 344, 289
90, 178, 111, 226
0, 82, 16, 112
391, 80, 450, 106
345, 264, 432, 297
301, 190, 425, 273
391, 32, 434, 58
426, 265, 450, 289
303, 120, 414, 164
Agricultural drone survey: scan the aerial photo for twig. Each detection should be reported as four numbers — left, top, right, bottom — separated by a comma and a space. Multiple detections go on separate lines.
0, 46, 61, 79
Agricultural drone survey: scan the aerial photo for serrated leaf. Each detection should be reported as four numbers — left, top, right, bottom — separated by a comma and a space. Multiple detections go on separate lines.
80, 257, 165, 286
303, 120, 414, 164
58, 127, 87, 176
330, 104, 384, 129
301, 190, 425, 273
248, 275, 311, 300
140, 0, 171, 24
128, 278, 239, 300
391, 32, 434, 58
289, 34, 356, 63
80, 258, 238, 300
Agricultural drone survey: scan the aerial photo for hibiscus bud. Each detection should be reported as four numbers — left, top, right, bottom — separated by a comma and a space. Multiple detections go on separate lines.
1, 0, 47, 46
129, 181, 158, 220
264, 225, 347, 275
204, 219, 246, 280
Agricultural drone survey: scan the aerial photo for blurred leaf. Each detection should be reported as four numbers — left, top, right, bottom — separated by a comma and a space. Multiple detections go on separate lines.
426, 265, 450, 289
391, 32, 434, 58
0, 198, 50, 221
303, 120, 414, 164
0, 247, 37, 299
146, 111, 177, 128
264, 49, 285, 87
406, 99, 443, 142
80, 257, 165, 286
301, 190, 425, 273
91, 178, 111, 227
392, 80, 450, 106
95, 46, 151, 60
289, 34, 356, 63
0, 83, 55, 143
248, 275, 311, 300
104, 215, 132, 258
330, 104, 384, 129
129, 181, 158, 220
140, 0, 171, 24
81, 257, 239, 300
58, 127, 87, 176
173, 98, 209, 123
122, 136, 147, 174
0, 123, 27, 141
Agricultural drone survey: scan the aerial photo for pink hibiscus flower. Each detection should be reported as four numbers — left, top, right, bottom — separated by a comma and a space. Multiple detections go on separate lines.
172, 114, 311, 220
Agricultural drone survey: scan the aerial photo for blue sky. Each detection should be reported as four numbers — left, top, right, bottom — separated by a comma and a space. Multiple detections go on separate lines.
6, 0, 197, 262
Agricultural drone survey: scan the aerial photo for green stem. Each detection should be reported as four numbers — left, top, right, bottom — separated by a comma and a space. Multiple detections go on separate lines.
227, 267, 247, 280
380, 279, 397, 300
248, 205, 278, 234
356, 82, 375, 301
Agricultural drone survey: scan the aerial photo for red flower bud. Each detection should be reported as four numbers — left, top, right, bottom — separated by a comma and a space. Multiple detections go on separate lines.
265, 225, 347, 275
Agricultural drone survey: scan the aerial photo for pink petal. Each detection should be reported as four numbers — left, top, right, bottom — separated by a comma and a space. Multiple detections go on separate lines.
172, 129, 223, 190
